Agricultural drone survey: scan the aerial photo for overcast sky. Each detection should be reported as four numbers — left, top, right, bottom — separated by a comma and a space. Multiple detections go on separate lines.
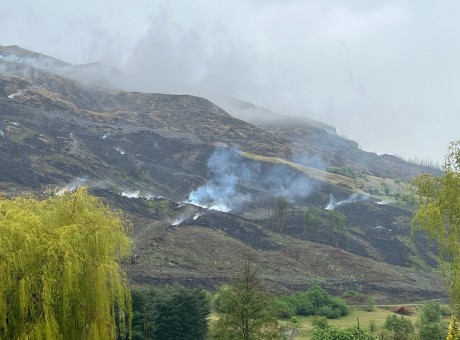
1, 0, 459, 164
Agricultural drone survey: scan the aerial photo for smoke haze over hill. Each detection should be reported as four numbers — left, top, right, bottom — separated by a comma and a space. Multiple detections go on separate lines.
1, 0, 459, 163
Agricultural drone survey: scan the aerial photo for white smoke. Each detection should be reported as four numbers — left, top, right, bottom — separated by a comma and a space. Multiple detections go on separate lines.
171, 216, 186, 226
121, 190, 140, 198
0, 54, 62, 70
292, 152, 327, 171
119, 189, 161, 200
188, 146, 317, 212
7, 90, 25, 99
187, 146, 253, 212
55, 177, 88, 196
376, 200, 389, 205
325, 193, 369, 210
259, 165, 316, 200
170, 208, 204, 226
54, 177, 117, 196
114, 147, 125, 155
120, 191, 155, 199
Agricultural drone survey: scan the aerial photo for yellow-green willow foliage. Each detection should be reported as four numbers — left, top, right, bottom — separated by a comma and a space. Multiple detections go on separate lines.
447, 315, 460, 340
412, 140, 460, 315
0, 187, 132, 339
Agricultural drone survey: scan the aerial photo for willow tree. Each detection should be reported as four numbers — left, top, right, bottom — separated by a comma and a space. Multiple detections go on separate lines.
412, 140, 460, 314
0, 187, 132, 339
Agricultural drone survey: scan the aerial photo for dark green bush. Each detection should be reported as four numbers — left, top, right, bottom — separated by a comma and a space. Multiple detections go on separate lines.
270, 297, 296, 319
311, 316, 328, 329
383, 314, 414, 340
272, 286, 349, 319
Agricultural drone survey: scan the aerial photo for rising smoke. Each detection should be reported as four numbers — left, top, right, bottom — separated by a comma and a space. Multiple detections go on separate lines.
325, 193, 369, 210
188, 146, 317, 212
55, 177, 88, 195
187, 146, 253, 212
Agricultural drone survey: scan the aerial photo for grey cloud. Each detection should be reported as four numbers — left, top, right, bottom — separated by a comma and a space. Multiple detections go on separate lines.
2, 1, 459, 163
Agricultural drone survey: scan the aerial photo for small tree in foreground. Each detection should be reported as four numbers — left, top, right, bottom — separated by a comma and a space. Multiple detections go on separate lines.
212, 259, 280, 339
418, 303, 446, 340
0, 188, 132, 339
383, 314, 414, 340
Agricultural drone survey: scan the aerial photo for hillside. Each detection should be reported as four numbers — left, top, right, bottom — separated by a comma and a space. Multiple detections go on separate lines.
0, 45, 445, 302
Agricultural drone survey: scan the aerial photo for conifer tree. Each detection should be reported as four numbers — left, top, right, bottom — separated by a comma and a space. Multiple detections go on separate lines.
212, 259, 280, 339
0, 188, 132, 339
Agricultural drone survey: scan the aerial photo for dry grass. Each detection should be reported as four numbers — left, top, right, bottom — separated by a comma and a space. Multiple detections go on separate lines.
241, 151, 410, 201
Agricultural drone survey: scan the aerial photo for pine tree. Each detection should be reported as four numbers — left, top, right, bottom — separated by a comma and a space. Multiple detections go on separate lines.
0, 188, 132, 339
152, 286, 210, 340
131, 286, 210, 340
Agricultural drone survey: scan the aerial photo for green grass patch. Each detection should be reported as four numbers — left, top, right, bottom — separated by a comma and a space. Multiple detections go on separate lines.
291, 306, 414, 339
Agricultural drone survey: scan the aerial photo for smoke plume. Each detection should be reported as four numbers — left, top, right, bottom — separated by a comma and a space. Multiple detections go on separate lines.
325, 193, 369, 210
55, 177, 88, 195
188, 146, 253, 212
188, 146, 317, 212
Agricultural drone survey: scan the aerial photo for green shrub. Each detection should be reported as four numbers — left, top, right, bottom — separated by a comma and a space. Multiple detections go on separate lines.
270, 297, 296, 319
305, 286, 349, 318
384, 314, 414, 340
366, 297, 376, 312
311, 325, 377, 340
341, 290, 358, 299
291, 292, 315, 315
331, 297, 350, 316
419, 303, 446, 340
440, 305, 452, 317
420, 303, 441, 324
369, 319, 377, 333
420, 321, 446, 340
311, 316, 328, 329
269, 286, 350, 320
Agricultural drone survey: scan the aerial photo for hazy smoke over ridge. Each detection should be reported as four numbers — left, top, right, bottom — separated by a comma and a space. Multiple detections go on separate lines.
188, 146, 317, 212
2, 1, 459, 163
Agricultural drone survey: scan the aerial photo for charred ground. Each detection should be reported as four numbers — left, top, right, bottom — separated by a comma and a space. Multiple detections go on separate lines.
0, 46, 444, 302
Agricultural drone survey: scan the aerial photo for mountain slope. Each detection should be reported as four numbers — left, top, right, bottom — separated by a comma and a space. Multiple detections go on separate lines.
216, 96, 441, 181
0, 46, 444, 302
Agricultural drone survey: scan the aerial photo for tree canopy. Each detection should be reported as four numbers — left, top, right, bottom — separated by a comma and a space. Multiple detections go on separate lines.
212, 259, 280, 339
131, 285, 210, 340
412, 140, 460, 314
0, 187, 132, 339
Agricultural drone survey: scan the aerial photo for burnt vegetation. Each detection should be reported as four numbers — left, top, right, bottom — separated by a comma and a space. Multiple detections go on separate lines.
0, 45, 445, 306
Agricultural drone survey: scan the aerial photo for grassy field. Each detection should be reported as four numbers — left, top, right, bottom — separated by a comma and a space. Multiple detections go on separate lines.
290, 306, 406, 339
209, 303, 451, 339
286, 305, 449, 339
